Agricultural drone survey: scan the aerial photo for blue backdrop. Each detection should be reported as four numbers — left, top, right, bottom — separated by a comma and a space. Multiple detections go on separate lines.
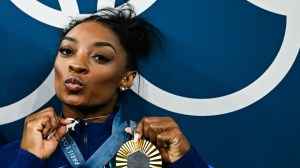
1, 0, 300, 167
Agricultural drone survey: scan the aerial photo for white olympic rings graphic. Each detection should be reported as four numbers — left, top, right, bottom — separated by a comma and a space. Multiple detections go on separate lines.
0, 0, 299, 124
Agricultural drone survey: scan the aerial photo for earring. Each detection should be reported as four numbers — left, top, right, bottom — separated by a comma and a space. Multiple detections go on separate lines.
120, 86, 127, 91
120, 77, 127, 91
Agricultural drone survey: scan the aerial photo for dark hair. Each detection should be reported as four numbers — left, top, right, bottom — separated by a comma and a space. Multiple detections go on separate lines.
61, 5, 163, 71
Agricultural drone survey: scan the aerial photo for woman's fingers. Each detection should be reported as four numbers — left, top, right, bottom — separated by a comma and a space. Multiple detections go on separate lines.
134, 116, 191, 163
21, 107, 72, 159
134, 117, 174, 141
59, 117, 73, 125
25, 107, 59, 136
44, 117, 73, 140
53, 117, 73, 140
40, 116, 52, 137
148, 124, 168, 144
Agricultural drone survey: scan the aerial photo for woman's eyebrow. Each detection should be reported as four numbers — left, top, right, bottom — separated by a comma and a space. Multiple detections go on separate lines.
63, 36, 77, 42
62, 36, 116, 53
94, 42, 116, 53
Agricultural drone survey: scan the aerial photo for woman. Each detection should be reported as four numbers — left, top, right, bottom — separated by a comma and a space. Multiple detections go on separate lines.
0, 6, 210, 168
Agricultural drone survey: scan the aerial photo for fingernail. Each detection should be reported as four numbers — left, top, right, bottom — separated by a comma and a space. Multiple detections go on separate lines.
45, 130, 56, 140
134, 132, 139, 142
66, 118, 75, 123
66, 118, 75, 121
125, 127, 130, 133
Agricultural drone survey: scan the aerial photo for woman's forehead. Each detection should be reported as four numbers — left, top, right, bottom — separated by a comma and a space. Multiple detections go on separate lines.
66, 21, 118, 43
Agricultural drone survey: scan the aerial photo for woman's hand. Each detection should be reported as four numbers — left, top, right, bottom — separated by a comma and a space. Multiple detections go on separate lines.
20, 107, 72, 159
127, 117, 191, 163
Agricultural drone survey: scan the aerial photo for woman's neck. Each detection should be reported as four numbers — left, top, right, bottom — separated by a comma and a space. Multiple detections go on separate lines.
62, 103, 115, 123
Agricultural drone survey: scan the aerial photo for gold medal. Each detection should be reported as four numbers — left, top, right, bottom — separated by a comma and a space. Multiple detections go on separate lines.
116, 139, 162, 168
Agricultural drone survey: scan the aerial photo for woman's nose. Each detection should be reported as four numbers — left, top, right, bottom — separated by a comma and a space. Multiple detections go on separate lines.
69, 64, 88, 74
69, 56, 89, 74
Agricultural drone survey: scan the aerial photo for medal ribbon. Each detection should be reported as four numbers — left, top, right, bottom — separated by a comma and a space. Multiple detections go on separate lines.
59, 111, 136, 168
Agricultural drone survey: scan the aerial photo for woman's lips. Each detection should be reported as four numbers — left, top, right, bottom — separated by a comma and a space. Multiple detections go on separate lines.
64, 76, 84, 92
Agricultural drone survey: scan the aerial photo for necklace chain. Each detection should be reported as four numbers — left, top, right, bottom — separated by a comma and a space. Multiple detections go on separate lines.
77, 114, 111, 121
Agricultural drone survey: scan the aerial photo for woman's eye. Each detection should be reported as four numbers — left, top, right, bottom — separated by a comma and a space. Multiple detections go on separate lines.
93, 55, 111, 64
58, 47, 73, 55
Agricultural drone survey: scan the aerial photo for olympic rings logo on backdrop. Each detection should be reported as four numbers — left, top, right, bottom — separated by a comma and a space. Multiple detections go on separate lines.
0, 0, 299, 124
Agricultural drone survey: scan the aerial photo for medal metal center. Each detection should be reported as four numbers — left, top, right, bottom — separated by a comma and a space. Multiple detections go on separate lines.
116, 139, 162, 168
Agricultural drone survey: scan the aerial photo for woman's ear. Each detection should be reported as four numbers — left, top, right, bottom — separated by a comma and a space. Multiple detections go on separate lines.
126, 71, 137, 86
119, 71, 136, 91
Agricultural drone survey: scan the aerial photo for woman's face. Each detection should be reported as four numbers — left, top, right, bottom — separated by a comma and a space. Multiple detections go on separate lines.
54, 21, 130, 109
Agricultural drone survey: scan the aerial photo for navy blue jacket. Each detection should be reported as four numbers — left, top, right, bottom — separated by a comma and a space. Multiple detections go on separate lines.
0, 110, 210, 168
